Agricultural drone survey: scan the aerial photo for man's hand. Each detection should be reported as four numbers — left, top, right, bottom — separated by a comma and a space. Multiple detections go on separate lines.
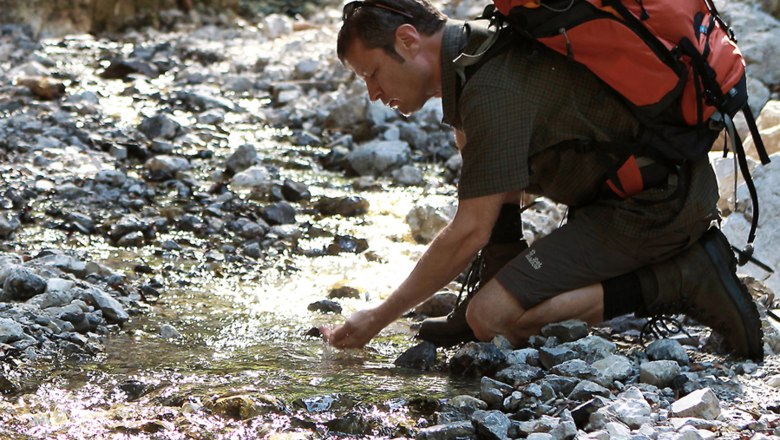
320, 308, 384, 349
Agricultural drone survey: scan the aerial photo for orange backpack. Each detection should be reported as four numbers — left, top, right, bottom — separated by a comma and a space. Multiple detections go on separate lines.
477, 0, 770, 262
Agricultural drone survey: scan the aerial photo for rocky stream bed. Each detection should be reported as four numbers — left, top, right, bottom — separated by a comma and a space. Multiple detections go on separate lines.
2, 0, 780, 438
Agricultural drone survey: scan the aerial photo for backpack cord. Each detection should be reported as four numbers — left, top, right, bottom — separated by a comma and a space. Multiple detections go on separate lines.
724, 113, 760, 262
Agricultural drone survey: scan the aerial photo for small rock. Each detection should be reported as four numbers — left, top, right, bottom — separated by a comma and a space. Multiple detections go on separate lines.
307, 300, 342, 314
416, 421, 475, 440
138, 114, 181, 140
315, 196, 369, 217
640, 360, 681, 388
225, 144, 258, 173
669, 388, 721, 420
647, 339, 690, 365
472, 409, 511, 440
394, 341, 437, 370
450, 342, 507, 377
1, 267, 47, 301
327, 286, 361, 300
0, 318, 24, 343
541, 319, 589, 342
160, 324, 182, 339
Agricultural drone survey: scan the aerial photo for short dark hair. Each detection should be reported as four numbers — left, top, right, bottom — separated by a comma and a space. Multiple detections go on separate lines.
337, 0, 447, 64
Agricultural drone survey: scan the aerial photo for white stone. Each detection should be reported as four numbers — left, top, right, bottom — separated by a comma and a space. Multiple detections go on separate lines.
405, 197, 456, 244
669, 388, 721, 421
592, 355, 634, 383
231, 165, 272, 188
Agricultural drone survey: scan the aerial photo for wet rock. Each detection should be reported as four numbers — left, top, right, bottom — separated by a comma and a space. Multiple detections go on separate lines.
416, 420, 475, 440
0, 318, 24, 343
472, 409, 511, 440
480, 376, 513, 409
327, 286, 360, 300
315, 196, 369, 217
669, 388, 721, 420
640, 360, 681, 388
15, 76, 65, 100
450, 342, 507, 377
116, 231, 145, 247
326, 235, 368, 255
1, 267, 46, 301
205, 394, 285, 420
647, 338, 690, 365
347, 140, 411, 176
138, 114, 181, 140
325, 412, 373, 435
260, 201, 296, 225
82, 287, 129, 324
225, 143, 258, 173
406, 198, 455, 244
541, 319, 589, 343
100, 57, 158, 79
0, 372, 20, 394
438, 395, 488, 424
280, 179, 310, 202
414, 292, 457, 317
160, 324, 182, 339
231, 165, 272, 188
144, 155, 191, 181
0, 214, 21, 238
394, 341, 437, 370
307, 300, 342, 314
293, 393, 355, 413
33, 252, 87, 278
117, 379, 152, 401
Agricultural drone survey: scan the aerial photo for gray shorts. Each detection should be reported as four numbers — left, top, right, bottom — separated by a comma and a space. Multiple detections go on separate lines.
494, 213, 713, 310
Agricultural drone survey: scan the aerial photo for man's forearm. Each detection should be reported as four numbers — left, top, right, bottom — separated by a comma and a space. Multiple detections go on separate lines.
372, 219, 488, 327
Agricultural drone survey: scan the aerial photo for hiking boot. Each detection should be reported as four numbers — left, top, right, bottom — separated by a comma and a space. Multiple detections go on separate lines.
635, 228, 763, 360
416, 239, 528, 347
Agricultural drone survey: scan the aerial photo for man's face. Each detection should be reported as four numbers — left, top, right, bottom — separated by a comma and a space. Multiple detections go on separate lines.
345, 37, 431, 117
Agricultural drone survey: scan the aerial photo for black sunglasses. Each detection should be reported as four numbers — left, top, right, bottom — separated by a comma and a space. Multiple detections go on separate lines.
342, 1, 414, 21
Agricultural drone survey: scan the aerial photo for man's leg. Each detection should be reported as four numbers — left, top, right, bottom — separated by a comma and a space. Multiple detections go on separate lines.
466, 279, 603, 346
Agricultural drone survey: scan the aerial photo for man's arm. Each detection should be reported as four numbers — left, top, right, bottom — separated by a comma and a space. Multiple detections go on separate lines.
321, 191, 512, 348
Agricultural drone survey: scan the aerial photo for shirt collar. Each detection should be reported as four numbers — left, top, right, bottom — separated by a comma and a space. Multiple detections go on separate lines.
440, 19, 468, 127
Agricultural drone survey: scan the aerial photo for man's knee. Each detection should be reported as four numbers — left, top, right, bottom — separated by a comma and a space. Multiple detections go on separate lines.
465, 279, 526, 341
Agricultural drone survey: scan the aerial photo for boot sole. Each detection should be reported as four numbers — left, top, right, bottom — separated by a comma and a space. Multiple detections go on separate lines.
702, 229, 764, 361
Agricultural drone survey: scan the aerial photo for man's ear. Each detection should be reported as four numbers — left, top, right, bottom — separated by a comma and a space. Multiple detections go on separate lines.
395, 24, 421, 57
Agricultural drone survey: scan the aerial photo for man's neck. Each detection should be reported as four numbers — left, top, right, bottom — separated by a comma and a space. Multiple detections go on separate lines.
421, 27, 445, 98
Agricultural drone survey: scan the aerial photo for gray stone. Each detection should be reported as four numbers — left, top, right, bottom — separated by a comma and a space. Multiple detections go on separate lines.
392, 164, 424, 186
144, 155, 191, 181
494, 363, 544, 387
450, 341, 507, 377
647, 339, 690, 365
160, 324, 182, 339
505, 348, 540, 367
568, 380, 611, 401
225, 143, 258, 173
347, 140, 411, 176
394, 341, 437, 370
231, 165, 272, 189
260, 202, 296, 225
405, 197, 456, 244
480, 376, 514, 409
472, 409, 511, 440
1, 267, 46, 301
0, 214, 21, 238
591, 355, 634, 383
559, 335, 616, 363
539, 346, 579, 369
0, 318, 24, 343
415, 421, 475, 440
669, 388, 721, 421
82, 288, 128, 324
541, 319, 589, 342
315, 196, 369, 217
549, 359, 607, 386
640, 360, 681, 388
138, 114, 181, 140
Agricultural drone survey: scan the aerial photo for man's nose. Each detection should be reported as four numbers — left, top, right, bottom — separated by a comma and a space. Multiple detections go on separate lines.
365, 79, 381, 102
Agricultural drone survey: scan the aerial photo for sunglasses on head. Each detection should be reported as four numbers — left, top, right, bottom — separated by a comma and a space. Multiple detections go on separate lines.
342, 1, 414, 21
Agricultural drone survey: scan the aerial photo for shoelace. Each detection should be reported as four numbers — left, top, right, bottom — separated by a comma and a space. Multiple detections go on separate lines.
454, 251, 484, 308
638, 314, 692, 347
